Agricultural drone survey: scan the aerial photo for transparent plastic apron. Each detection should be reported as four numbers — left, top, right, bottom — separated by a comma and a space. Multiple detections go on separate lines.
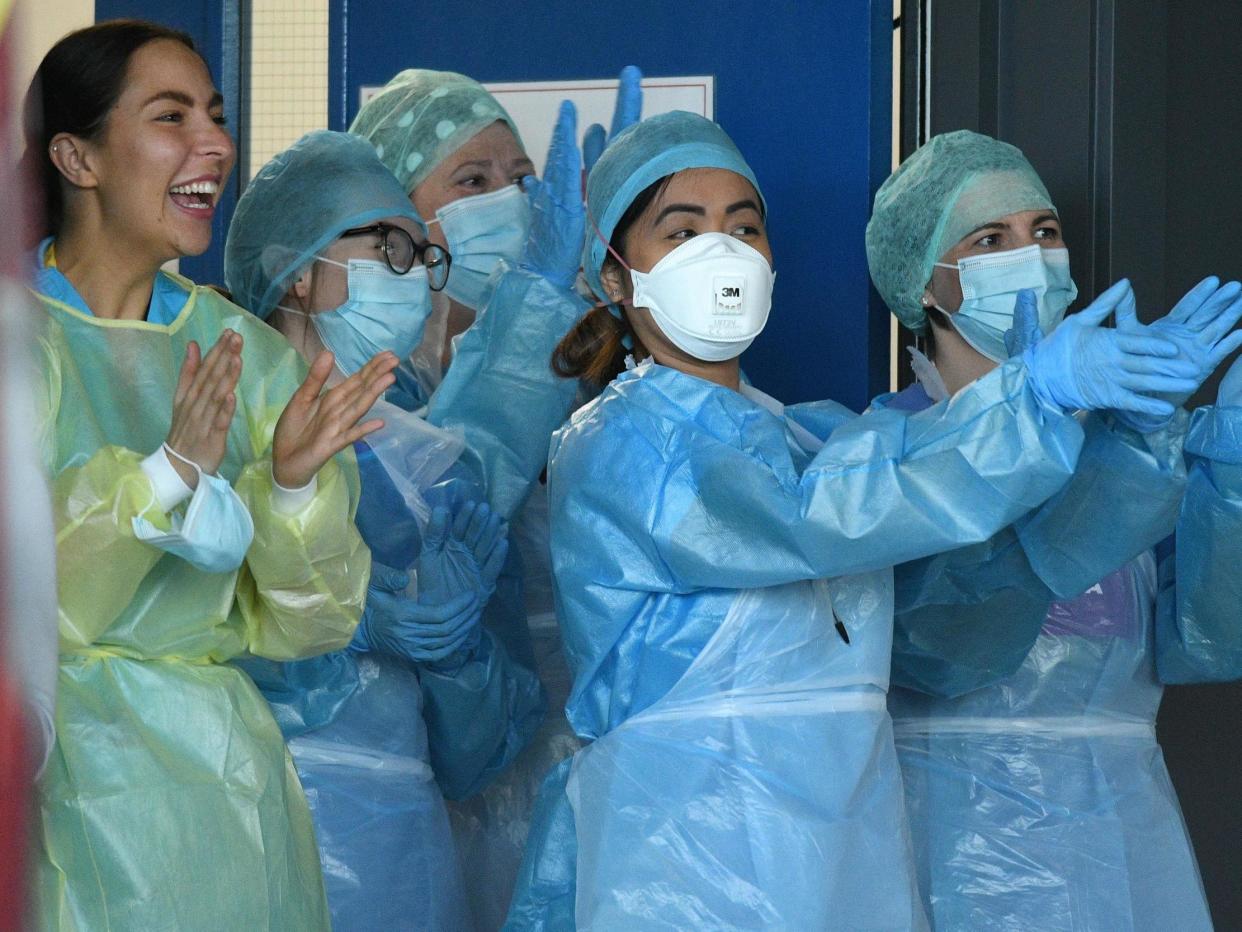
566, 576, 927, 931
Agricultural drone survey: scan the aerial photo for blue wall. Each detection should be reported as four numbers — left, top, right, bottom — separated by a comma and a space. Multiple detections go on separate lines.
331, 0, 893, 408
96, 0, 893, 408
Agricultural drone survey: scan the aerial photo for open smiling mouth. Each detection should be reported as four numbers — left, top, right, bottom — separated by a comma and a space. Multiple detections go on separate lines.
169, 180, 219, 212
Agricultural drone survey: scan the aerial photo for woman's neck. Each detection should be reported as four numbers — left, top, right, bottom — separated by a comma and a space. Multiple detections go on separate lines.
929, 323, 998, 396
54, 217, 163, 321
646, 343, 741, 392
272, 306, 345, 387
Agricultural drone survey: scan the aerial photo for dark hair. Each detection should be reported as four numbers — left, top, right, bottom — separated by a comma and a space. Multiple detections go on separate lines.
551, 176, 674, 387
22, 19, 198, 239
923, 306, 950, 360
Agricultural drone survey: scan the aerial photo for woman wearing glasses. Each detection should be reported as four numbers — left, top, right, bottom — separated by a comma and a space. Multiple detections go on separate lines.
225, 130, 544, 931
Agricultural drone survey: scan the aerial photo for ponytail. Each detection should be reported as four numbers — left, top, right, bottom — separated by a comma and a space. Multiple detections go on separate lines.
551, 304, 635, 388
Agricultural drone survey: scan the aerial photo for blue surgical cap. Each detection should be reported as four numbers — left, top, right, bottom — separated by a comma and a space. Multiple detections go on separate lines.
865, 129, 1055, 332
348, 69, 522, 194
583, 110, 765, 300
225, 130, 422, 320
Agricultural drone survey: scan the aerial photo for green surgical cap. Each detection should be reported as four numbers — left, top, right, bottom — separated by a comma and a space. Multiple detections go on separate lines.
224, 130, 421, 320
583, 110, 765, 300
348, 69, 522, 194
865, 129, 1055, 332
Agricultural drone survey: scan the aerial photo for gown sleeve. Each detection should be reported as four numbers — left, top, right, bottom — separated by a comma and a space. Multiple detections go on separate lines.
419, 629, 546, 800
38, 332, 175, 649
556, 357, 1085, 594
229, 323, 371, 661
890, 411, 1188, 697
425, 264, 587, 519
1155, 405, 1242, 683
234, 451, 370, 660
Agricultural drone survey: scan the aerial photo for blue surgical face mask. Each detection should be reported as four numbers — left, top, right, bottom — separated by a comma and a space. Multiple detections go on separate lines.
281, 257, 432, 376
426, 184, 530, 310
934, 244, 1077, 362
132, 445, 255, 573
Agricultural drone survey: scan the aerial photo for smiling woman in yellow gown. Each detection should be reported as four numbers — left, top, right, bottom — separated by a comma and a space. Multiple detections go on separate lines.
24, 20, 397, 930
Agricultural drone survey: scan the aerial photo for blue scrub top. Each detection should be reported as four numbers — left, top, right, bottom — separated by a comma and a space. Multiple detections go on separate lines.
33, 238, 190, 325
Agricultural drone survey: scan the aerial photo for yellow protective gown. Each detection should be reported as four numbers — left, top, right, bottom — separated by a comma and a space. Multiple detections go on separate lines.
31, 273, 369, 931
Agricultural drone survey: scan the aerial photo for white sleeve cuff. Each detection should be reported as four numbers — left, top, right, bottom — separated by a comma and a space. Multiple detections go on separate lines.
271, 470, 318, 515
141, 447, 194, 512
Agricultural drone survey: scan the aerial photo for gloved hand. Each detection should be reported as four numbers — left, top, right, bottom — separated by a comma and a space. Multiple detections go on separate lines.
351, 563, 484, 663
352, 502, 508, 667
1108, 276, 1242, 431
519, 100, 584, 290
1020, 279, 1201, 419
582, 65, 643, 174
415, 501, 508, 604
1003, 288, 1042, 358
1217, 352, 1242, 407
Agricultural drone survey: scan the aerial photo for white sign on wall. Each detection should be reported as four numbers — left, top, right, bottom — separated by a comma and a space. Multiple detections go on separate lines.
359, 75, 715, 177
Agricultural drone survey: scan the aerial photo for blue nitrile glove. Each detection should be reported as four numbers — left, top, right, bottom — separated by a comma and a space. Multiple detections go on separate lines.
519, 100, 584, 290
415, 501, 508, 602
352, 503, 508, 666
351, 562, 483, 663
1020, 279, 1201, 418
1217, 352, 1242, 407
1110, 276, 1242, 431
1004, 288, 1042, 358
582, 65, 643, 174
413, 501, 508, 669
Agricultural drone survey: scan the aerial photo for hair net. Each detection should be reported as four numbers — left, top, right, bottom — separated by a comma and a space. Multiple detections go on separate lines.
583, 110, 765, 300
225, 130, 421, 320
348, 69, 522, 195
865, 129, 1055, 332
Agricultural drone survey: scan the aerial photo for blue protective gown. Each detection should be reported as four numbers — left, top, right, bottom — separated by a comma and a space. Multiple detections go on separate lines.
506, 356, 1089, 930
394, 265, 592, 928
238, 263, 581, 930
1157, 404, 1242, 683
238, 411, 545, 932
881, 381, 1219, 931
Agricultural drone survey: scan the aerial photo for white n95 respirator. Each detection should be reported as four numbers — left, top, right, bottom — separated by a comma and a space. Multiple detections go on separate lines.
630, 232, 776, 362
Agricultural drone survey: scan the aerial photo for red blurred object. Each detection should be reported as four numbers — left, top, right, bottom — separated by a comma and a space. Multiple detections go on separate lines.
0, 677, 28, 932
0, 4, 33, 929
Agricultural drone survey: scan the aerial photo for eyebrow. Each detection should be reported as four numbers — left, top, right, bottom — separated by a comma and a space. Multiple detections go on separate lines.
726, 198, 761, 215
652, 202, 707, 224
1029, 212, 1059, 227
964, 221, 1009, 237
141, 89, 224, 109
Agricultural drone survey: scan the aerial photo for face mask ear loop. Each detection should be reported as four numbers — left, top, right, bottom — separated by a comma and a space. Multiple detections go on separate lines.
162, 442, 209, 483
583, 209, 639, 349
926, 258, 960, 321
586, 208, 636, 317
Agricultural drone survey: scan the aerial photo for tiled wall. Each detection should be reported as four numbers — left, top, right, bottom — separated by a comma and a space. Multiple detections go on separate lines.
247, 0, 328, 177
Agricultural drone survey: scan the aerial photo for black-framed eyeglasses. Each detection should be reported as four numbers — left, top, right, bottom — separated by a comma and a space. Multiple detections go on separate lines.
339, 222, 452, 291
